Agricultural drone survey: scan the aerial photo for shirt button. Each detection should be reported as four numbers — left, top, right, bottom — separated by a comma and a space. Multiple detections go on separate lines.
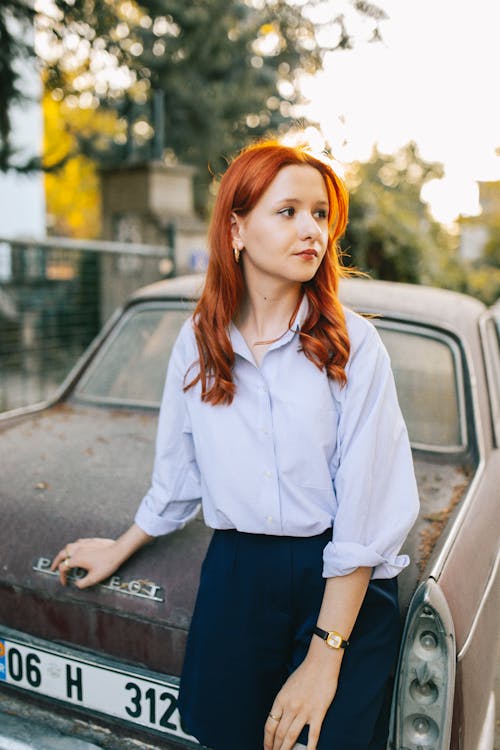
262, 428, 269, 435
266, 515, 273, 524
264, 470, 272, 479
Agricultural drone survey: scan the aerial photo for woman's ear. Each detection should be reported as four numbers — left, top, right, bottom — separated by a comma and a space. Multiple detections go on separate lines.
230, 213, 244, 249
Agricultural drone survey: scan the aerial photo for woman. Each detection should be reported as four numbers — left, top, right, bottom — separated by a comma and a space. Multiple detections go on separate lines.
52, 139, 419, 750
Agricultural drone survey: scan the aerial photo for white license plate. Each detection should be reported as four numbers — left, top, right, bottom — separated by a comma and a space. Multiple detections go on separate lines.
0, 630, 198, 746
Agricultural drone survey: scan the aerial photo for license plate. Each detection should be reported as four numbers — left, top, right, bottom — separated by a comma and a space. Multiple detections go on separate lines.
0, 628, 198, 746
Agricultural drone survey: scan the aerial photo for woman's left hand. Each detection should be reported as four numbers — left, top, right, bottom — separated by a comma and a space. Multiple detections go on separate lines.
263, 646, 342, 750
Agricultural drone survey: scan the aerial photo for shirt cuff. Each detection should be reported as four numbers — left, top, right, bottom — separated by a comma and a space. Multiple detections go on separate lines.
134, 500, 200, 537
322, 540, 410, 579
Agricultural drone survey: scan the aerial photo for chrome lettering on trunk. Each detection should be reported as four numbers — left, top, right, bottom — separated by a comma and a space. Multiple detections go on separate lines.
32, 557, 164, 602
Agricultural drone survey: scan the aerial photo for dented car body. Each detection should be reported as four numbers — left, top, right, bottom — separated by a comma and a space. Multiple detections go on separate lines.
0, 276, 499, 750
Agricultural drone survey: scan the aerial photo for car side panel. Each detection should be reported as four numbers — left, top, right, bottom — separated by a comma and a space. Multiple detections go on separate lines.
438, 454, 500, 651
450, 559, 500, 750
438, 453, 500, 750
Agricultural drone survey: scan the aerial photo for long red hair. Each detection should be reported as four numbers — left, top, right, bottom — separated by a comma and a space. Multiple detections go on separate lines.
185, 139, 352, 405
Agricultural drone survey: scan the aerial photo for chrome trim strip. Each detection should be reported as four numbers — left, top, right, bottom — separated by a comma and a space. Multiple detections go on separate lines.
429, 326, 487, 579
479, 310, 500, 447
457, 547, 500, 661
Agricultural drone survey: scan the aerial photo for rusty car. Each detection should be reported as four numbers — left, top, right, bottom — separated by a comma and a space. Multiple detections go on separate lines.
0, 275, 499, 750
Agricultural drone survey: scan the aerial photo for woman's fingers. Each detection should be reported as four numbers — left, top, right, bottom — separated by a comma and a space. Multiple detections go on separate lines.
273, 715, 304, 750
50, 547, 70, 571
264, 704, 283, 750
50, 538, 116, 588
264, 700, 307, 750
265, 708, 307, 750
306, 720, 321, 750
51, 544, 74, 585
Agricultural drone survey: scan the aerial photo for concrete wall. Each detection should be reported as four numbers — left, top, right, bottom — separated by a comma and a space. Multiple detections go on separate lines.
100, 161, 208, 275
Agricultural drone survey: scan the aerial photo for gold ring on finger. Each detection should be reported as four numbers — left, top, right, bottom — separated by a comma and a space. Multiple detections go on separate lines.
63, 558, 71, 570
268, 712, 281, 722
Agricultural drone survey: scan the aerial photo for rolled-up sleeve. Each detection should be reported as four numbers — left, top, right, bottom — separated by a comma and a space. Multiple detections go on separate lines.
134, 321, 201, 536
323, 318, 420, 579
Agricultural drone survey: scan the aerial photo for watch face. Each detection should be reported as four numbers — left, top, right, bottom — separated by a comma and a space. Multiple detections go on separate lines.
326, 632, 342, 649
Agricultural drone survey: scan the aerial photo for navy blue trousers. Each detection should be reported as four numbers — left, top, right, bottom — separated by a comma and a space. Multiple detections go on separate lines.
178, 529, 401, 750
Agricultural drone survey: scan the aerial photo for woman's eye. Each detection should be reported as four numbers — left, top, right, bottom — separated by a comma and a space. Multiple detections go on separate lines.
278, 207, 295, 217
315, 209, 328, 219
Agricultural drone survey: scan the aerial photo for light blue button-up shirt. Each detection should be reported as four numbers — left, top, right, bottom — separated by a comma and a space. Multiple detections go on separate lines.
135, 296, 419, 579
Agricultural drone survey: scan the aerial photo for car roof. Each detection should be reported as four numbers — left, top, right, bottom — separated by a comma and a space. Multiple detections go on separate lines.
130, 274, 486, 336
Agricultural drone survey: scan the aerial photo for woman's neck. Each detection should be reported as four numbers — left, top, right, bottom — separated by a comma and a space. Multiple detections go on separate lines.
236, 281, 302, 343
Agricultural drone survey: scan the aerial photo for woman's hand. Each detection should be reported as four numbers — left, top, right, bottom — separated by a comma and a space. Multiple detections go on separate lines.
264, 644, 342, 750
51, 538, 123, 588
51, 523, 154, 589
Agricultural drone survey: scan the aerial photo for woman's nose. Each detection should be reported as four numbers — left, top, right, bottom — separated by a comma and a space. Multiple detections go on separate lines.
298, 212, 321, 239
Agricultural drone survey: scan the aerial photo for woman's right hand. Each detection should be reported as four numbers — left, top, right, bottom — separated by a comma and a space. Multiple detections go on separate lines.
51, 538, 124, 589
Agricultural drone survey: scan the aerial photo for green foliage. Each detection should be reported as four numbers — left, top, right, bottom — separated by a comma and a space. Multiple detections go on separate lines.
457, 226, 500, 305
340, 142, 500, 305
446, 262, 500, 306
41, 0, 326, 212
342, 142, 455, 284
482, 227, 500, 268
1, 0, 385, 213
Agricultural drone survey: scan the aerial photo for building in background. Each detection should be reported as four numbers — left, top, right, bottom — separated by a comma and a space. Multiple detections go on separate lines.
459, 181, 500, 261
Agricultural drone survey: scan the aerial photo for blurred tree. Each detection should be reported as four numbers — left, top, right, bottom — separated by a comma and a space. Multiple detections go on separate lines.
456, 227, 500, 305
482, 226, 500, 268
457, 264, 500, 305
1, 0, 386, 210
0, 0, 35, 170
43, 92, 119, 238
342, 142, 456, 284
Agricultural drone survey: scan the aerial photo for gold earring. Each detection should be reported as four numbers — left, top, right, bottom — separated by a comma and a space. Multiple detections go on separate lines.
233, 246, 240, 263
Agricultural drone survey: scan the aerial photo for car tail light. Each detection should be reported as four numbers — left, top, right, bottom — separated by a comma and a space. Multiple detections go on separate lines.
389, 579, 456, 750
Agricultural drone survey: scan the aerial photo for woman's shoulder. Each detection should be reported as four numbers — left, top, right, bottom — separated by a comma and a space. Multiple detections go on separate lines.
342, 306, 379, 350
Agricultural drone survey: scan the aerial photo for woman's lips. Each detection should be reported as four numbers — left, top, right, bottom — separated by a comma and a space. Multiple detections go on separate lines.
295, 249, 318, 258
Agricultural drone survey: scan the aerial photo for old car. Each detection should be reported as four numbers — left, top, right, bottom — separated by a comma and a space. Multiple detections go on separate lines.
0, 275, 499, 750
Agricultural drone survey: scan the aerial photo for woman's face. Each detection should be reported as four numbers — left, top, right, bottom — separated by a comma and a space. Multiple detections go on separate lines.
232, 164, 330, 289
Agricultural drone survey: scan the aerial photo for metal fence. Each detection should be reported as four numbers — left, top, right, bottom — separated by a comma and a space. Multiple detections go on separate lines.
0, 236, 174, 412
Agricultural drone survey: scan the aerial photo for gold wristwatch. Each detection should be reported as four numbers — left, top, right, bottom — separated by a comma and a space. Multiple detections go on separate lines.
313, 626, 349, 649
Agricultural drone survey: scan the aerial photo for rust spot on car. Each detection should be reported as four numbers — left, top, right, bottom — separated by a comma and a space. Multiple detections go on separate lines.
49, 403, 76, 415
110, 410, 136, 419
34, 481, 49, 491
417, 477, 470, 574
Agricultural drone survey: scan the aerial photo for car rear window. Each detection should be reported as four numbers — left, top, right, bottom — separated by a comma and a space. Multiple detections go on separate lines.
377, 325, 464, 450
75, 304, 465, 450
75, 305, 191, 407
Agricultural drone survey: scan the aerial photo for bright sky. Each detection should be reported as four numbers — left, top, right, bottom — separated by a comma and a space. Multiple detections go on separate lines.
299, 0, 500, 224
